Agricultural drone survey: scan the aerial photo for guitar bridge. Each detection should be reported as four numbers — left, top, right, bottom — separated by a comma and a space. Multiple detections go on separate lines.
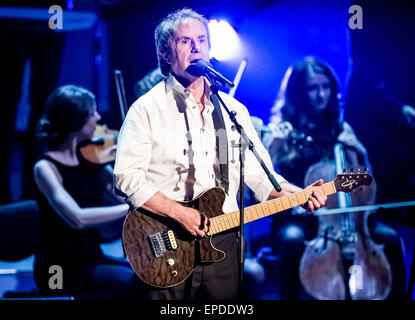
148, 229, 177, 258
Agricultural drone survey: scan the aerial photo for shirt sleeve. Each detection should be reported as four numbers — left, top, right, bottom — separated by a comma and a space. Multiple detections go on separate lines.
232, 99, 287, 202
113, 102, 158, 209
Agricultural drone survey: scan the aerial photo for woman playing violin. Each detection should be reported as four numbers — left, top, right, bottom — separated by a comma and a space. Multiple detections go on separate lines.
33, 85, 140, 299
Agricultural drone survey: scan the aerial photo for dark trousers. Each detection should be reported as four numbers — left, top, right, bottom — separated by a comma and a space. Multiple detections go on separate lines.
142, 232, 239, 300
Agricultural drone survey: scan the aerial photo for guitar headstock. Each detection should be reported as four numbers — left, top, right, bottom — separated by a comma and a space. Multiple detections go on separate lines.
334, 170, 373, 193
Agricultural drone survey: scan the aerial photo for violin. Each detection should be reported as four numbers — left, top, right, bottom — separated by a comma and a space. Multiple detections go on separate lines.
76, 123, 121, 242
78, 69, 129, 165
79, 124, 118, 164
77, 70, 129, 243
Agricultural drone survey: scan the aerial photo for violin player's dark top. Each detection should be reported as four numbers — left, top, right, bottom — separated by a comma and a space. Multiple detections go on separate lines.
34, 154, 105, 271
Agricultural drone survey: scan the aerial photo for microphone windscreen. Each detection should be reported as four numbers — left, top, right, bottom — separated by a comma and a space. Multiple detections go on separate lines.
186, 59, 211, 77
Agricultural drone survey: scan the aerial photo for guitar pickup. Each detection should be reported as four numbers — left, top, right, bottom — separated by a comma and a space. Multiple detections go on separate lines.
148, 229, 177, 258
148, 232, 166, 258
166, 230, 177, 250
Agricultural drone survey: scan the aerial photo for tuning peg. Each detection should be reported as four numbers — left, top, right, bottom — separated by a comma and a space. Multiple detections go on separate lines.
357, 168, 361, 173
364, 167, 369, 173
350, 168, 354, 173
342, 168, 346, 173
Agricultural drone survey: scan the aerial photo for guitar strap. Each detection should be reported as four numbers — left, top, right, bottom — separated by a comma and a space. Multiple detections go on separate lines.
210, 93, 229, 194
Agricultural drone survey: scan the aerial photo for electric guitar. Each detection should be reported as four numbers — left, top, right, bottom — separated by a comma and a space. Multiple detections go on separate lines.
122, 172, 372, 288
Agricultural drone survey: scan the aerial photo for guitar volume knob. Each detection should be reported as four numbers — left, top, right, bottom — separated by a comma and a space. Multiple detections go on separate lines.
167, 258, 175, 266
171, 270, 178, 277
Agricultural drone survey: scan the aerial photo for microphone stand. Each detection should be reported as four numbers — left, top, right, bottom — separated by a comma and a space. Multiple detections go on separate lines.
207, 75, 282, 299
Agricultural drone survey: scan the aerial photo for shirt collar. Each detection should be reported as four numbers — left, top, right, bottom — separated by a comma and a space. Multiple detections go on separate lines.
165, 73, 213, 105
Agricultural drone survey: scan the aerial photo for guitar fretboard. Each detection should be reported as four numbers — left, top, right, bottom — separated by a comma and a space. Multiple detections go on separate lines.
207, 182, 336, 236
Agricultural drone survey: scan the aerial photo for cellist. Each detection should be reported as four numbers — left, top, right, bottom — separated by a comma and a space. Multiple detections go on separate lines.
262, 57, 406, 299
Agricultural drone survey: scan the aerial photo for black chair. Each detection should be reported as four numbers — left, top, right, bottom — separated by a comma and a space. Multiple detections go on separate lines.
0, 200, 74, 300
0, 200, 40, 262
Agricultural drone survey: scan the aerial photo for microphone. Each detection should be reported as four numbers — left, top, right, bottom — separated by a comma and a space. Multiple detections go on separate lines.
186, 60, 234, 89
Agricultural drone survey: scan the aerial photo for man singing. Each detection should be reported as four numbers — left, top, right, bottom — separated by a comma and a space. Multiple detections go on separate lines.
114, 8, 327, 300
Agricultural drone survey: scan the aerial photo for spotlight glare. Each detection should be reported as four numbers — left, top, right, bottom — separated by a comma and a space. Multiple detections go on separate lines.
208, 19, 240, 61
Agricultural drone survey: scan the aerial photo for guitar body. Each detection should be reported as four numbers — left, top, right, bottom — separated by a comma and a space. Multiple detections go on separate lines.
122, 187, 227, 288
122, 173, 372, 289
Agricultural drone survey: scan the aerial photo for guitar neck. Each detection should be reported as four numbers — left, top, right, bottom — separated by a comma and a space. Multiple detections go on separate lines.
207, 181, 337, 236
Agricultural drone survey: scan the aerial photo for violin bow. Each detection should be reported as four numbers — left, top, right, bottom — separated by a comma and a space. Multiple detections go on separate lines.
114, 69, 129, 121
228, 57, 248, 98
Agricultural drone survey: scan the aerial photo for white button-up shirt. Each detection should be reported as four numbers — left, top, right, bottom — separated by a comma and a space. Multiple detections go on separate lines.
113, 74, 286, 214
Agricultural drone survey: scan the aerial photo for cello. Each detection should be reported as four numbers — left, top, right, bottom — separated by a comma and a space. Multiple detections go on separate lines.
298, 138, 393, 299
